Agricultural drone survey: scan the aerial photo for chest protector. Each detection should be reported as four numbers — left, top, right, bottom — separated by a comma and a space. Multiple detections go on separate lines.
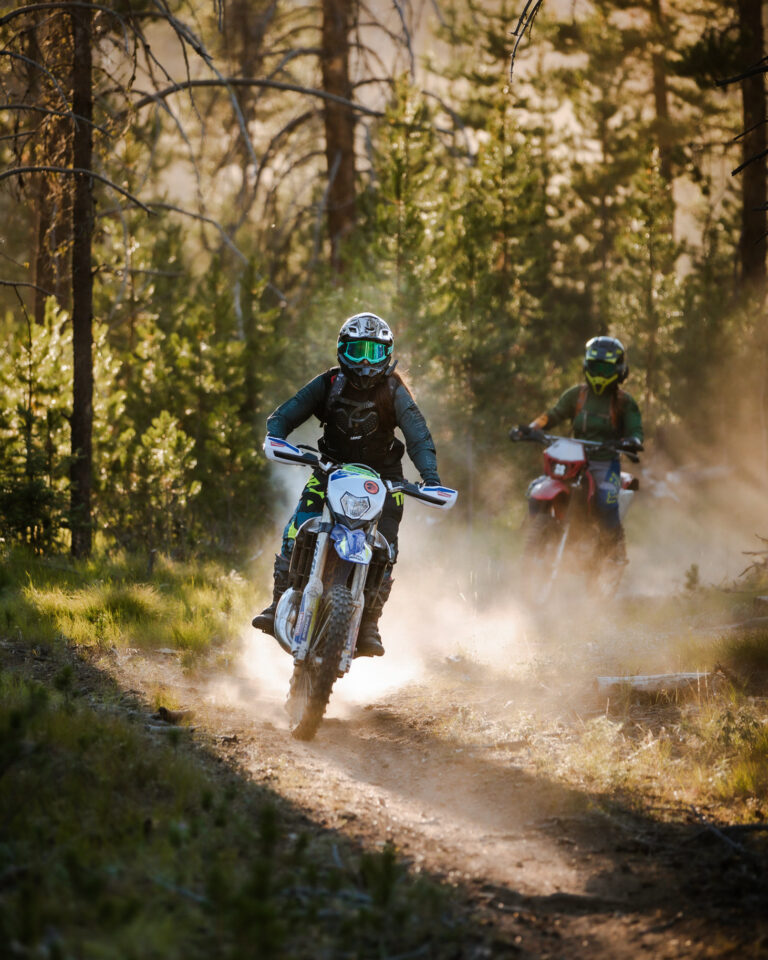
574, 384, 627, 438
319, 370, 403, 469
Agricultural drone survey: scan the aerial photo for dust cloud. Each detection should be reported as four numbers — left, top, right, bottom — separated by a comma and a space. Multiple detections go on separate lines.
210, 394, 768, 728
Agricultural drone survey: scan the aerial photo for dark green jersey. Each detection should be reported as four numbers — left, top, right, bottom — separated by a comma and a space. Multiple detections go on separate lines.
541, 384, 643, 460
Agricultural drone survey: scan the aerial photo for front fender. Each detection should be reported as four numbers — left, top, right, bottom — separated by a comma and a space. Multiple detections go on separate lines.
331, 524, 373, 564
527, 475, 570, 502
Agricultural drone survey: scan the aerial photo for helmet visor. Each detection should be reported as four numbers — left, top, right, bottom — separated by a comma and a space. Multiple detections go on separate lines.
586, 359, 617, 379
339, 339, 392, 364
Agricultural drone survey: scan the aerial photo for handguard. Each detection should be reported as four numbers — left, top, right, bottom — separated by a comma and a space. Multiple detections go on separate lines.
263, 435, 321, 467
392, 481, 458, 510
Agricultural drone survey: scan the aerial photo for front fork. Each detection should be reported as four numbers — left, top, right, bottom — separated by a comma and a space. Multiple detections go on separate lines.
292, 518, 331, 662
547, 518, 570, 589
337, 561, 368, 676
293, 507, 374, 673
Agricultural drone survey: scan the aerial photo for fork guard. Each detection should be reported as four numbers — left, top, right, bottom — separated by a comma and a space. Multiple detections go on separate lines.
274, 588, 300, 655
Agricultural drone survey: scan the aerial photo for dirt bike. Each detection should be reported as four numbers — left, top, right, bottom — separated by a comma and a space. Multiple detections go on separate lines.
263, 435, 458, 740
509, 428, 641, 604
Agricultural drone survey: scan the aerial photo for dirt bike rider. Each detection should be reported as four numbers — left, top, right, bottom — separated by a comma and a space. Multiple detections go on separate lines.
252, 312, 442, 657
513, 336, 644, 562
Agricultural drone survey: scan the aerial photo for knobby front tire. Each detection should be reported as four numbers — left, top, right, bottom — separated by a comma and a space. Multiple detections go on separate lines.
286, 583, 354, 741
522, 511, 563, 606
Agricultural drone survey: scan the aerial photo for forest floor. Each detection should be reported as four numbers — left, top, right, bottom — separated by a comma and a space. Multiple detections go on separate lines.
3, 552, 768, 958
94, 604, 767, 960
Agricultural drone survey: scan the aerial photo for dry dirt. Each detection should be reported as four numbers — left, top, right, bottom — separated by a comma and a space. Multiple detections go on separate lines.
98, 632, 767, 960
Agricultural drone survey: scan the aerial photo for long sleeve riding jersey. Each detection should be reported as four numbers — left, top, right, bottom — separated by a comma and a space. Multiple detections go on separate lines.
266, 369, 440, 482
535, 384, 644, 460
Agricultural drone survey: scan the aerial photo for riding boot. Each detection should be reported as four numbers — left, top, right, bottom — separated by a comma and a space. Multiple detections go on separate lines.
354, 571, 392, 658
252, 554, 291, 637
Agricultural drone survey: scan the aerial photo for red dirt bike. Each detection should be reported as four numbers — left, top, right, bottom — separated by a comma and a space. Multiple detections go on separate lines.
509, 428, 641, 603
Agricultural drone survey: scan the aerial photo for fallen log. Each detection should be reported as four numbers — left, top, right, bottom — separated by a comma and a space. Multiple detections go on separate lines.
595, 672, 711, 695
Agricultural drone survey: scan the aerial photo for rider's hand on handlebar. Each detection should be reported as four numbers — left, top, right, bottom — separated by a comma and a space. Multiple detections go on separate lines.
617, 437, 644, 454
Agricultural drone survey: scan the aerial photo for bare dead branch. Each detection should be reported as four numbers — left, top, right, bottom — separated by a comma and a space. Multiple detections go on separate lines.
0, 50, 70, 107
148, 0, 261, 169
716, 56, 768, 88
147, 202, 247, 263
130, 78, 384, 118
145, 202, 287, 302
0, 128, 39, 144
124, 90, 204, 208
0, 3, 132, 51
0, 103, 108, 135
228, 109, 318, 235
0, 165, 154, 213
428, 0, 446, 27
731, 146, 768, 177
734, 116, 768, 143
0, 278, 55, 296
718, 823, 768, 834
389, 0, 416, 78
509, 0, 544, 82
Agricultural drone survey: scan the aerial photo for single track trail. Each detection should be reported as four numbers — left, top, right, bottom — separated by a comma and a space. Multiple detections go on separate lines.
108, 622, 767, 960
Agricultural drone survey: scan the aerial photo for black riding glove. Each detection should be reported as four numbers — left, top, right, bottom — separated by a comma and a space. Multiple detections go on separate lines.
509, 424, 533, 441
618, 437, 644, 453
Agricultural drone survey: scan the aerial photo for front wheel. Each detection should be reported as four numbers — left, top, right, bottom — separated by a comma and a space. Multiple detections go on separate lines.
591, 542, 627, 600
522, 511, 564, 605
286, 583, 354, 741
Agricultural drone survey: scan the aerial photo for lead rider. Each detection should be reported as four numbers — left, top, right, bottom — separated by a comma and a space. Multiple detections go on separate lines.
253, 313, 442, 657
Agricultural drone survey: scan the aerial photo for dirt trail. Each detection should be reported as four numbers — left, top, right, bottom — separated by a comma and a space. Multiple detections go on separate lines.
109, 640, 765, 960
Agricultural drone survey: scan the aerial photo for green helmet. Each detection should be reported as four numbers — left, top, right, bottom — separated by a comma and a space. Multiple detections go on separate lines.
583, 336, 628, 395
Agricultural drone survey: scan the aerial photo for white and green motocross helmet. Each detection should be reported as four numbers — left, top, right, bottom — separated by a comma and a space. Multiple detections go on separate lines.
583, 336, 628, 395
337, 313, 395, 390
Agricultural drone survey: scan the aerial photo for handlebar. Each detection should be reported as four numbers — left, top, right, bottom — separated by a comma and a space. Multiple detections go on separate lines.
508, 427, 642, 462
263, 436, 458, 508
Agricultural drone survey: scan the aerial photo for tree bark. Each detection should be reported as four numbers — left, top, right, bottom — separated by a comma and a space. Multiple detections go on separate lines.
69, 1, 94, 557
650, 0, 672, 184
27, 11, 66, 323
736, 0, 767, 294
321, 0, 356, 274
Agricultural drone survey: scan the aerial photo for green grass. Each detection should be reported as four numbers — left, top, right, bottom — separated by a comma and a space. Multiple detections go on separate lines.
0, 547, 256, 658
433, 585, 768, 820
539, 615, 768, 813
0, 666, 479, 959
0, 546, 492, 957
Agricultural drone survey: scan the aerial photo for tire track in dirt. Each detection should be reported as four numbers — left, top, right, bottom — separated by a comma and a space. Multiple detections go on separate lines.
239, 697, 699, 960
109, 646, 763, 959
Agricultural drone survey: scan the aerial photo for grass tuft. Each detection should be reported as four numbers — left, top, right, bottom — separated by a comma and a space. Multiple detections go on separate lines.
0, 546, 255, 661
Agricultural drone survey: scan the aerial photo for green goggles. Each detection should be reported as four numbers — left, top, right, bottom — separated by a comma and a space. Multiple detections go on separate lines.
339, 339, 392, 364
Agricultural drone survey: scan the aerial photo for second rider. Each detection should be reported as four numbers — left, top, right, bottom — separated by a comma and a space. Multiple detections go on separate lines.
516, 336, 644, 564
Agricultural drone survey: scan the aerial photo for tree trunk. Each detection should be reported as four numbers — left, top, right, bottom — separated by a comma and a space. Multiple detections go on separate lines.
69, 2, 94, 557
650, 0, 672, 184
27, 11, 65, 323
321, 0, 356, 274
736, 0, 767, 294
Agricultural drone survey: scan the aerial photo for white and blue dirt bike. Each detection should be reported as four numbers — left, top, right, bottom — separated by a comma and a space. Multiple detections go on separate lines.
263, 435, 457, 741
